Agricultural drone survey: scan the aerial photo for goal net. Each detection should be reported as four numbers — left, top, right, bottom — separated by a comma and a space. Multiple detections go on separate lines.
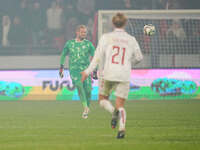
98, 10, 200, 68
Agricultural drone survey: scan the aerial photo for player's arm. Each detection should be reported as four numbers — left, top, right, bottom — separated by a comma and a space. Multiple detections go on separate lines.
81, 37, 104, 82
59, 42, 68, 78
132, 38, 143, 65
81, 46, 101, 82
89, 41, 98, 80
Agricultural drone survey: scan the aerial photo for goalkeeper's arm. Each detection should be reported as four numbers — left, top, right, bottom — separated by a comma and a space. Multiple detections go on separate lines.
59, 64, 64, 78
59, 45, 67, 78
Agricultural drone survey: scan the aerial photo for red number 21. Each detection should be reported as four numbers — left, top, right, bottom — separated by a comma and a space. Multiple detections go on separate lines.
112, 46, 126, 65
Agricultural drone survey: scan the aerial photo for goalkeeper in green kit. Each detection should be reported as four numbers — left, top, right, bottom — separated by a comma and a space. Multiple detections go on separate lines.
59, 25, 95, 119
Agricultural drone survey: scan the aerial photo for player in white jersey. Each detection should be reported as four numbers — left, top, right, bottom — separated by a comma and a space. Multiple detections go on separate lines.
81, 13, 143, 139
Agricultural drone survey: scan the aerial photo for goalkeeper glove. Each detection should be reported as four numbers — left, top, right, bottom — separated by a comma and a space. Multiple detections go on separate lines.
59, 64, 64, 78
92, 70, 98, 80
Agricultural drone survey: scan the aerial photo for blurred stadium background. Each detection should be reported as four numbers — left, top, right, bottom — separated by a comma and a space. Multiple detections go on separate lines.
0, 0, 200, 101
0, 0, 200, 69
0, 1, 200, 150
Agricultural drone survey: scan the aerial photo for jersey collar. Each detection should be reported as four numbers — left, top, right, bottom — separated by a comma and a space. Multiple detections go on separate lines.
114, 28, 125, 32
75, 38, 85, 42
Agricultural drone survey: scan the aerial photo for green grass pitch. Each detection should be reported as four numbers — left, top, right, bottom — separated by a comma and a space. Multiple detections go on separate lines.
0, 100, 200, 150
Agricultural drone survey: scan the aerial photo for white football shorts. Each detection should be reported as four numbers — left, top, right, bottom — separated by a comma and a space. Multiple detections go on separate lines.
99, 79, 130, 99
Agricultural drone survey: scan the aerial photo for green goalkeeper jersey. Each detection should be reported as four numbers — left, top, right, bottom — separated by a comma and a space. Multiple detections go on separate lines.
60, 39, 95, 84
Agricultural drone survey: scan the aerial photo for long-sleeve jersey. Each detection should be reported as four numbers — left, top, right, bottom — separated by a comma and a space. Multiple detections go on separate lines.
60, 39, 95, 84
84, 41, 104, 79
60, 39, 95, 72
85, 28, 143, 82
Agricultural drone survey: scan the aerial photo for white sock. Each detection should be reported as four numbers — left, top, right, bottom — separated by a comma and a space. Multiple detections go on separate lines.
118, 107, 126, 131
83, 106, 89, 113
99, 99, 114, 114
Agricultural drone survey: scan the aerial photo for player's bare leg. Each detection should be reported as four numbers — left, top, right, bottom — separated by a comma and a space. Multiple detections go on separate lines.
115, 97, 126, 139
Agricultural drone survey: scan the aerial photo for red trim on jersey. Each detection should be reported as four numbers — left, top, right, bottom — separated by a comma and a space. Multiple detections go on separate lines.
121, 110, 125, 124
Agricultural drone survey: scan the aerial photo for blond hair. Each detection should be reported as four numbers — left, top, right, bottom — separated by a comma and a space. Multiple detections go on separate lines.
76, 24, 87, 32
112, 13, 127, 28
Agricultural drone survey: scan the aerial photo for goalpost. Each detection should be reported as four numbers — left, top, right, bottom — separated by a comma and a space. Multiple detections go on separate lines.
98, 10, 200, 68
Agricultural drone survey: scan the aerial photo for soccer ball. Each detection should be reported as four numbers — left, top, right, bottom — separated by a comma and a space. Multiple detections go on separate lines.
143, 24, 155, 36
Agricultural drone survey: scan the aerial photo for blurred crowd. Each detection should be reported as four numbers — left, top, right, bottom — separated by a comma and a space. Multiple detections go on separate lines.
0, 0, 199, 54
133, 18, 200, 67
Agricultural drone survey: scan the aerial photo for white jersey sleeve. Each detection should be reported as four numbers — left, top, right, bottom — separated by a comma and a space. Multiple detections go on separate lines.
131, 37, 143, 65
84, 36, 104, 77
